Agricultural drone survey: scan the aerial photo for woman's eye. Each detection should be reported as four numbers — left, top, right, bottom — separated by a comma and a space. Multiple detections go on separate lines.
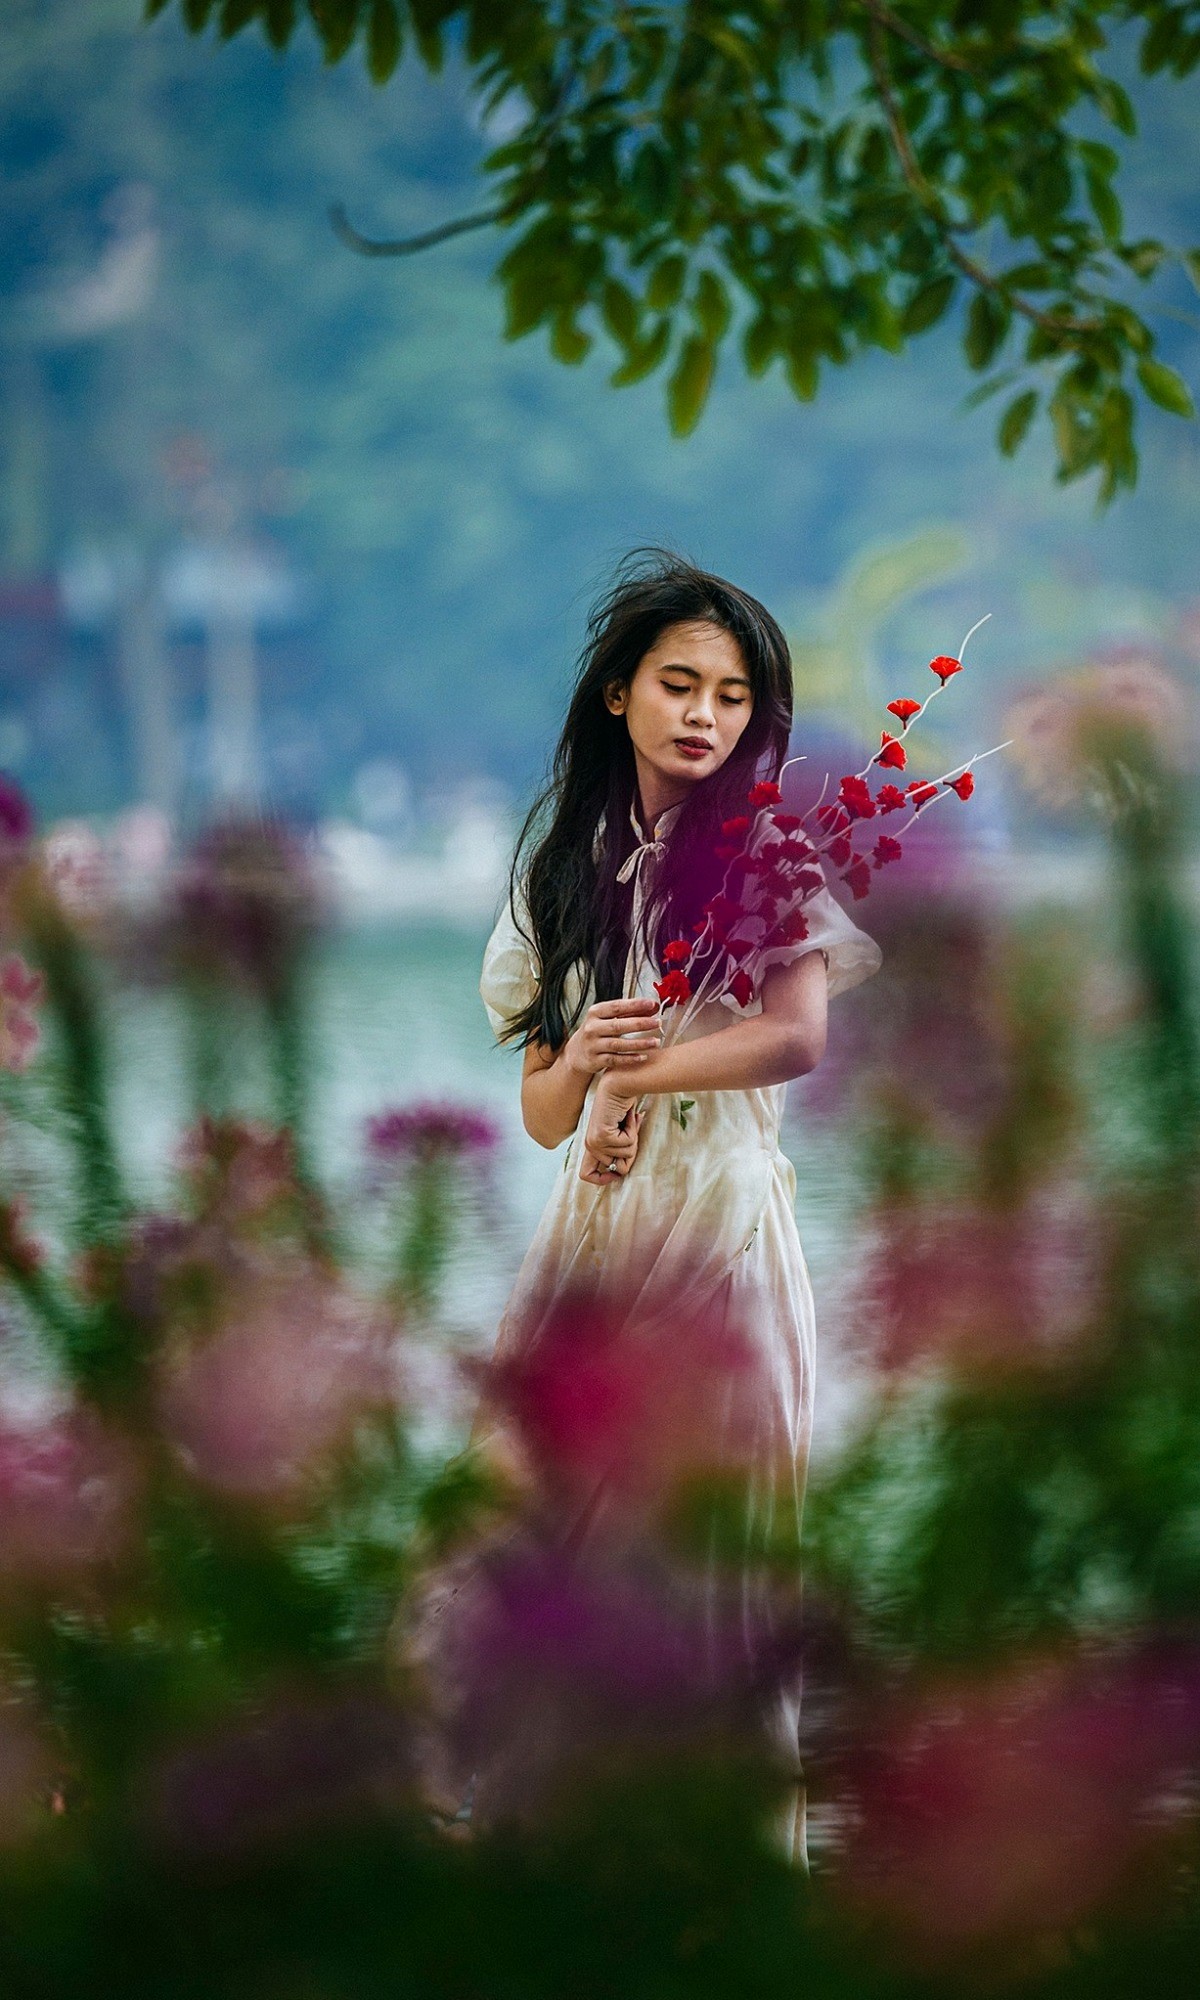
721, 697, 747, 707
663, 682, 690, 695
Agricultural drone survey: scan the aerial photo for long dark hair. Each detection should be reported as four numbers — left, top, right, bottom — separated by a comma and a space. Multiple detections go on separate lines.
503, 549, 794, 1049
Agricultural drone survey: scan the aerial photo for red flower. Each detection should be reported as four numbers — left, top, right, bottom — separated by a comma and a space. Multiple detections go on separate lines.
767, 839, 803, 870
772, 812, 802, 833
907, 781, 939, 809
817, 803, 849, 834
886, 698, 921, 728
714, 842, 742, 861
838, 775, 876, 820
662, 938, 691, 967
795, 867, 824, 898
945, 769, 975, 800
728, 968, 755, 1008
747, 779, 782, 808
842, 857, 872, 900
872, 835, 902, 868
876, 783, 908, 814
829, 835, 853, 868
771, 909, 810, 945
653, 969, 692, 1007
725, 934, 755, 960
704, 893, 742, 929
720, 815, 750, 839
875, 731, 907, 771
929, 654, 962, 683
757, 898, 780, 926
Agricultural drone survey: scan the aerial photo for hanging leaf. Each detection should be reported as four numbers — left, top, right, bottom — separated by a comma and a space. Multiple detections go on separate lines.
1136, 358, 1196, 418
646, 254, 686, 313
964, 291, 1009, 371
600, 279, 639, 349
610, 317, 670, 386
998, 388, 1038, 456
550, 311, 592, 365
263, 0, 297, 48
667, 335, 717, 435
785, 347, 818, 401
742, 314, 777, 377
366, 0, 401, 79
220, 0, 260, 35
692, 270, 731, 342
901, 273, 956, 336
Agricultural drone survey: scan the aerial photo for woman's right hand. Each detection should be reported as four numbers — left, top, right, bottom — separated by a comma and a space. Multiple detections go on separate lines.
564, 997, 662, 1077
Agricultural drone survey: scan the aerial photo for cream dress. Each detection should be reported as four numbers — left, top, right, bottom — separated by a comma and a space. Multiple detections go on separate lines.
481, 797, 880, 1384
471, 798, 881, 1842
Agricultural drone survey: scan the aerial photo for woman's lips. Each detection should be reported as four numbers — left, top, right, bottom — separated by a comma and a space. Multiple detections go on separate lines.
675, 739, 713, 759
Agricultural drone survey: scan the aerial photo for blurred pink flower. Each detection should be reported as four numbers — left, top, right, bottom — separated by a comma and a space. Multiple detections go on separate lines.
862, 1195, 1101, 1373
475, 1283, 768, 1519
157, 1268, 395, 1505
1007, 654, 1192, 810
0, 952, 43, 1073
176, 1116, 304, 1235
0, 1405, 136, 1593
835, 1645, 1200, 1963
42, 820, 110, 922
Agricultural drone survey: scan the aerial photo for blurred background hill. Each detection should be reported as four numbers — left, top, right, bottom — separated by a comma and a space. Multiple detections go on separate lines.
2, 0, 1198, 851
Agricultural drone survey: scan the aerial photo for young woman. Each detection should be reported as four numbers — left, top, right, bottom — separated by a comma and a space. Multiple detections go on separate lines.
419, 550, 880, 1855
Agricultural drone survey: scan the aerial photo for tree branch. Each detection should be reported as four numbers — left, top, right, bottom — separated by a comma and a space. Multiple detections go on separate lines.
329, 201, 508, 258
858, 0, 975, 75
864, 15, 1097, 339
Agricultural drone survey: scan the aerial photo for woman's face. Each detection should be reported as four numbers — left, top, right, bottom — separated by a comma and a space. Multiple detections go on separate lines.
603, 620, 754, 817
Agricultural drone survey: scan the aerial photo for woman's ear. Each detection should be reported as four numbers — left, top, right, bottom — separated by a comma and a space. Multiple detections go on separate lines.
603, 679, 627, 716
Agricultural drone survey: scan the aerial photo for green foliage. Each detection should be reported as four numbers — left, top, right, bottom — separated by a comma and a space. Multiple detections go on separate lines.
152, 0, 1200, 500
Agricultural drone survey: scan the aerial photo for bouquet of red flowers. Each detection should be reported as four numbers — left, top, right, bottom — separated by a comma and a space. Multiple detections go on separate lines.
651, 616, 1004, 1027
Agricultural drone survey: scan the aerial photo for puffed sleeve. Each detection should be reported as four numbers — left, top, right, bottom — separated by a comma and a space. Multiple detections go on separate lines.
479, 876, 540, 1043
716, 869, 882, 1015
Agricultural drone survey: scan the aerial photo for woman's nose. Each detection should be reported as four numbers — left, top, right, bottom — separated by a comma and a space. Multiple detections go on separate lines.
685, 694, 715, 726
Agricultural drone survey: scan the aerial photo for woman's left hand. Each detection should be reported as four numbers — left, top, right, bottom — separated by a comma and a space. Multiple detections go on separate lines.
578, 1077, 642, 1184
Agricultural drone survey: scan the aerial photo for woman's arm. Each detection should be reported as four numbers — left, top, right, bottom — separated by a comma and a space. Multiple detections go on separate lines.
583, 950, 828, 1156
520, 996, 662, 1149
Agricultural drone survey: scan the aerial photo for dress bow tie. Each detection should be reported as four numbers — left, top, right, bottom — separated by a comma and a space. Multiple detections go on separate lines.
614, 799, 680, 886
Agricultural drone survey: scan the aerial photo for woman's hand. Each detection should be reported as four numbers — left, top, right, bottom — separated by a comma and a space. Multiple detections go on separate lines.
564, 998, 661, 1078
578, 1074, 642, 1184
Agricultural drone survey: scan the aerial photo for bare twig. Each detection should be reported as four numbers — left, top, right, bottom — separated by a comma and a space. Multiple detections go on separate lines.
859, 0, 975, 74
329, 201, 508, 258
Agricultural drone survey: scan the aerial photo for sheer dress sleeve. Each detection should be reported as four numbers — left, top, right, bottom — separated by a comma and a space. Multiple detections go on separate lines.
715, 868, 882, 1015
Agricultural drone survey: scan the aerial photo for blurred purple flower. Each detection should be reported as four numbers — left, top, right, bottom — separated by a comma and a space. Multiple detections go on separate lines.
366, 1101, 501, 1168
404, 1533, 800, 1829
170, 815, 323, 999
0, 773, 33, 848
